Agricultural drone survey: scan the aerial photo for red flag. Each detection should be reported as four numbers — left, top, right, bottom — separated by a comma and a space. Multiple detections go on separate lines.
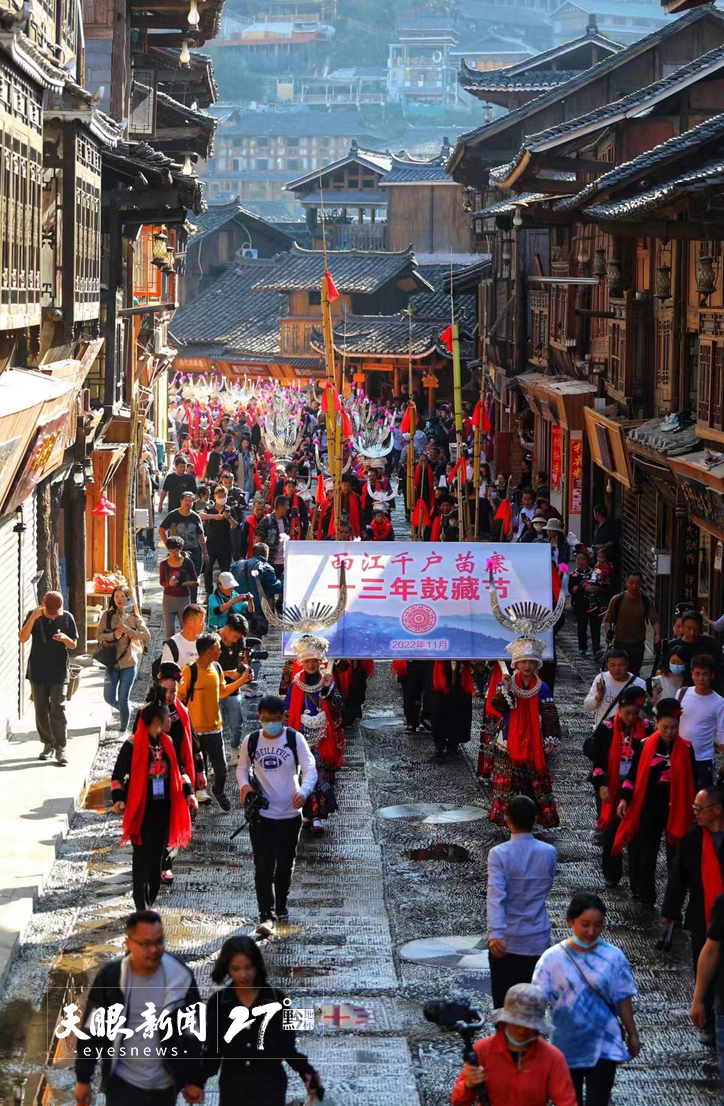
315, 474, 325, 503
440, 325, 453, 352
321, 383, 341, 414
448, 455, 466, 484
481, 403, 492, 432
494, 498, 512, 536
472, 401, 482, 428
400, 402, 415, 434
325, 270, 340, 302
411, 500, 431, 528
342, 409, 353, 438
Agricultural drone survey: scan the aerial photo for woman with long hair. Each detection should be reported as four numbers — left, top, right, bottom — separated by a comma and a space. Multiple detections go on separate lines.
199, 936, 322, 1106
612, 697, 696, 907
533, 892, 640, 1106
159, 536, 198, 634
97, 585, 150, 734
111, 702, 194, 910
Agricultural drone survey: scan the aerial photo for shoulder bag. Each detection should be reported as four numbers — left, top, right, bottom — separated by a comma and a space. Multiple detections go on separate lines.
562, 944, 626, 1042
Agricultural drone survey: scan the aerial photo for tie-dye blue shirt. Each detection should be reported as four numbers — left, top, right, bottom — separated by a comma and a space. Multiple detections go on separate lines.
532, 939, 636, 1068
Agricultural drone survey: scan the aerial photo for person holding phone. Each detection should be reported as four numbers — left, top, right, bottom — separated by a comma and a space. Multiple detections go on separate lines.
97, 586, 150, 736
19, 590, 78, 766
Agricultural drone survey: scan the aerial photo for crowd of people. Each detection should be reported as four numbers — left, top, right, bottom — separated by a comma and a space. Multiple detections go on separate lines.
17, 377, 724, 1106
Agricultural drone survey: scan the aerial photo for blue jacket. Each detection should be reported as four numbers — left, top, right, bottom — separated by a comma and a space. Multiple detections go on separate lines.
207, 587, 250, 631
231, 556, 283, 632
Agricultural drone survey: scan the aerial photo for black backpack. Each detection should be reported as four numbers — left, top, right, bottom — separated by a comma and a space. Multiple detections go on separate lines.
150, 637, 180, 682
185, 661, 223, 703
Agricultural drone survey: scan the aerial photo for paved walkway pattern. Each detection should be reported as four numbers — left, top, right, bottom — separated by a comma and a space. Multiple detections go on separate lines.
0, 514, 719, 1104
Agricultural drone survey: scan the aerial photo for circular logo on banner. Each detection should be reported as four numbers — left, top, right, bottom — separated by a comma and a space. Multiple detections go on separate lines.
401, 604, 437, 635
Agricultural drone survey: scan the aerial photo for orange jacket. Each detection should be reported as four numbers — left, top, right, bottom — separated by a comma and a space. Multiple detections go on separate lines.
450, 1030, 577, 1106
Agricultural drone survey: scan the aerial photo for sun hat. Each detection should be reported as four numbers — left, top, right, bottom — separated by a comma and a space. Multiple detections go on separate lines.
491, 983, 548, 1034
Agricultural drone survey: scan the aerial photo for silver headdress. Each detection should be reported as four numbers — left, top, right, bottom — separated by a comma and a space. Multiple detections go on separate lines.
352, 400, 395, 461
314, 441, 352, 477
262, 389, 303, 461
253, 563, 348, 631
487, 569, 565, 669
365, 477, 398, 505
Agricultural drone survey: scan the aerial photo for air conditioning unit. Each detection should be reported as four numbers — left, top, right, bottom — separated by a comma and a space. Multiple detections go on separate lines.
241, 247, 258, 259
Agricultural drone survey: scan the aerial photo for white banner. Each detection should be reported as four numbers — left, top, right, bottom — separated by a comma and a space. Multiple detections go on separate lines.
282, 541, 554, 660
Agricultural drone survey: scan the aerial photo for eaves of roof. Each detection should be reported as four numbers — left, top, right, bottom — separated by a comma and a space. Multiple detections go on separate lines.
583, 155, 724, 220
284, 150, 392, 192
448, 5, 724, 172
250, 243, 435, 295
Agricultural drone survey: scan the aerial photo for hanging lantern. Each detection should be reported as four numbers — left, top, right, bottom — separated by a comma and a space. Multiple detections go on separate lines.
182, 154, 193, 175
655, 263, 671, 300
592, 247, 606, 277
152, 231, 169, 266
82, 456, 95, 484
187, 0, 200, 25
606, 257, 622, 295
697, 254, 716, 297
164, 246, 175, 273
179, 40, 191, 67
92, 495, 116, 516
71, 462, 85, 488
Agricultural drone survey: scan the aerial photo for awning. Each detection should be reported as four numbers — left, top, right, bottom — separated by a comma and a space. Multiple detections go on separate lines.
519, 372, 596, 430
0, 369, 76, 511
584, 408, 634, 488
669, 450, 724, 536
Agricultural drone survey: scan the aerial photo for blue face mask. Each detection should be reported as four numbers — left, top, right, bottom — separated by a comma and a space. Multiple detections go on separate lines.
669, 663, 686, 675
262, 721, 284, 738
570, 933, 601, 950
504, 1027, 538, 1049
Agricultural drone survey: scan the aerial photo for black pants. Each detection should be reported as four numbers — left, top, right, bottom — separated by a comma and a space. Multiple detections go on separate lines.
219, 1068, 286, 1106
429, 691, 472, 755
615, 640, 644, 676
197, 730, 226, 796
575, 605, 602, 654
248, 814, 302, 920
570, 1059, 618, 1106
696, 759, 714, 788
204, 542, 232, 596
132, 816, 168, 910
106, 1076, 176, 1106
30, 681, 67, 749
489, 951, 540, 1010
628, 790, 674, 905
400, 665, 430, 729
601, 818, 623, 885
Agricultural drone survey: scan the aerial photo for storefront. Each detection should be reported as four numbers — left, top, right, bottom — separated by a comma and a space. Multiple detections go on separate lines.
669, 452, 724, 622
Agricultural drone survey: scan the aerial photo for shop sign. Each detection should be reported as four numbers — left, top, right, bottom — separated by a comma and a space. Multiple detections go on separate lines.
677, 475, 724, 534
569, 438, 583, 514
228, 364, 268, 376
4, 411, 71, 513
682, 519, 699, 604
550, 426, 563, 494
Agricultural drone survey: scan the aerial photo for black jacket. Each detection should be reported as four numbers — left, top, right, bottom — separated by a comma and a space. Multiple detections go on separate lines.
74, 953, 202, 1089
200, 985, 315, 1088
662, 825, 724, 932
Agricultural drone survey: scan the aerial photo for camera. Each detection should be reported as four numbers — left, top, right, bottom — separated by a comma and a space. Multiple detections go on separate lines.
424, 1000, 489, 1104
248, 647, 269, 663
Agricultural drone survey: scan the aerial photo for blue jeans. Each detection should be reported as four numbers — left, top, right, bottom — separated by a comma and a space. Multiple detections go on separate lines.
104, 665, 137, 731
220, 691, 244, 750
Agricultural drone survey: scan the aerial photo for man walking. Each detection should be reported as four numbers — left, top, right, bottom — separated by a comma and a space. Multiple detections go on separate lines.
198, 485, 241, 595
677, 655, 724, 787
256, 496, 290, 581
74, 910, 203, 1106
664, 786, 724, 1045
19, 590, 77, 766
237, 695, 317, 937
160, 602, 205, 671
486, 795, 557, 1009
158, 454, 197, 515
159, 491, 207, 601
231, 541, 284, 640
179, 632, 251, 811
583, 648, 646, 727
603, 571, 661, 676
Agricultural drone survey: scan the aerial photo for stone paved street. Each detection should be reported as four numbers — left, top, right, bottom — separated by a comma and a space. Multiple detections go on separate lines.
0, 528, 719, 1105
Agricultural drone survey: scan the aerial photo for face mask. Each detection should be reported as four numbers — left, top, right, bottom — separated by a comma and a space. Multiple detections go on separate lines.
570, 933, 601, 950
504, 1027, 538, 1049
669, 663, 686, 675
262, 721, 284, 738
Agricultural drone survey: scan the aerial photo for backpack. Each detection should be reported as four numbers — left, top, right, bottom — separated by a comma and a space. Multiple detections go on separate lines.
151, 637, 179, 681
186, 661, 223, 703
610, 589, 651, 634
246, 727, 299, 785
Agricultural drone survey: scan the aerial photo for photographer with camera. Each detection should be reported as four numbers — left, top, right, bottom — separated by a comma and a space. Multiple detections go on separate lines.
237, 695, 317, 938
447, 985, 577, 1106
231, 541, 284, 644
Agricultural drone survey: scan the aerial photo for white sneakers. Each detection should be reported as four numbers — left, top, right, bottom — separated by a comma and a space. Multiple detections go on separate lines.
195, 789, 212, 803
255, 918, 275, 938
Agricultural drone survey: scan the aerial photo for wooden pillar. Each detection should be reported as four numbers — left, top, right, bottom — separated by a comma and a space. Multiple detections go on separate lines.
110, 0, 130, 123
393, 363, 401, 395
513, 230, 528, 377
358, 207, 364, 224
65, 482, 87, 653
36, 478, 62, 596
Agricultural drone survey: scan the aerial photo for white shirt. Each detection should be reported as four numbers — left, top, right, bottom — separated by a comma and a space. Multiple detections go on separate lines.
516, 505, 536, 539
237, 727, 318, 819
677, 686, 724, 761
392, 427, 402, 450
583, 671, 646, 727
161, 632, 199, 669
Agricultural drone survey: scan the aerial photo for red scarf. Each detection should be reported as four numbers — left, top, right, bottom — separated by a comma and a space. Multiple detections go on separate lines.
703, 828, 724, 924
245, 513, 260, 557
391, 660, 408, 679
612, 733, 694, 856
343, 492, 362, 536
432, 662, 473, 695
287, 681, 344, 770
121, 722, 191, 849
485, 662, 503, 721
370, 517, 393, 541
597, 713, 647, 830
505, 671, 546, 775
172, 698, 195, 784
333, 661, 354, 697
495, 498, 512, 538
414, 461, 436, 511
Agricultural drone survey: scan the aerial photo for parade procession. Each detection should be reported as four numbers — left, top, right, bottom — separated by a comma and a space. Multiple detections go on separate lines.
10, 0, 724, 1104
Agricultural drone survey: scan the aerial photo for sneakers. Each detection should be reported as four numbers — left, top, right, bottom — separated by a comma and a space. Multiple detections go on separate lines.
403, 725, 417, 735
55, 750, 68, 766
312, 818, 323, 835
215, 792, 231, 812
195, 789, 212, 803
230, 747, 240, 767
276, 909, 289, 922
255, 918, 276, 938
38, 745, 53, 761
161, 870, 173, 884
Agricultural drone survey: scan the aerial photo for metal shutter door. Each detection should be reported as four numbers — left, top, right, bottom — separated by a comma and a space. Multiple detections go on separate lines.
621, 484, 658, 599
0, 495, 37, 737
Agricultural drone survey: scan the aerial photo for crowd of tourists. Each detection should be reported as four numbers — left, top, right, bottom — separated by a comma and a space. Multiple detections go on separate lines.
18, 379, 724, 1106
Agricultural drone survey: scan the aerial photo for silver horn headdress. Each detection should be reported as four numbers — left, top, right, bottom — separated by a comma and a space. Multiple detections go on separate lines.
487, 568, 565, 668
365, 477, 398, 505
262, 391, 303, 462
352, 401, 395, 461
253, 563, 348, 632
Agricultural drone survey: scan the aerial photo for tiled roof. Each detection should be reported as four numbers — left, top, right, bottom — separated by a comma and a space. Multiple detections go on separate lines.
218, 110, 382, 139
250, 244, 435, 295
550, 0, 668, 18
584, 155, 724, 219
103, 141, 206, 214
475, 192, 551, 217
450, 6, 724, 164
494, 27, 622, 74
412, 264, 476, 321
234, 199, 304, 222
556, 111, 724, 211
460, 68, 580, 91
627, 416, 697, 456
399, 126, 461, 159
379, 155, 453, 184
170, 260, 280, 345
314, 314, 443, 357
285, 148, 393, 191
156, 88, 217, 130
149, 48, 219, 106
487, 44, 724, 186
187, 200, 294, 244
455, 2, 550, 26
